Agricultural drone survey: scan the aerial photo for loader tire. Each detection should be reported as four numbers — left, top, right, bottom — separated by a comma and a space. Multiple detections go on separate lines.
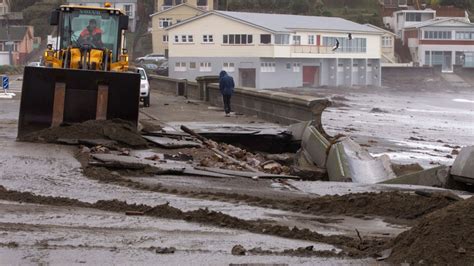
144, 94, 150, 107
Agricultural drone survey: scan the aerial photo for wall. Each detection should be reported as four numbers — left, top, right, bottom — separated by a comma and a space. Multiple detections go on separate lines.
148, 74, 331, 129
169, 56, 382, 88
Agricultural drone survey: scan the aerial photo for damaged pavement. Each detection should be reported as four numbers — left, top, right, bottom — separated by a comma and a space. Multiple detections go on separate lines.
1, 78, 473, 264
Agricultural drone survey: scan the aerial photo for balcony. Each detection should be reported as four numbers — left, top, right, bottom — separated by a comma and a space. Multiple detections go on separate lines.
161, 6, 172, 11
290, 45, 336, 54
197, 5, 209, 11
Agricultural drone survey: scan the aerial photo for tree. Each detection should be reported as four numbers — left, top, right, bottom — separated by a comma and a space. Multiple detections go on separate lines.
440, 0, 471, 8
290, 0, 310, 14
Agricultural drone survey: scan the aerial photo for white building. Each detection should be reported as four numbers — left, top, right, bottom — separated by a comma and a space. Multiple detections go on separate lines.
166, 11, 383, 89
392, 9, 436, 39
66, 0, 138, 32
403, 18, 474, 71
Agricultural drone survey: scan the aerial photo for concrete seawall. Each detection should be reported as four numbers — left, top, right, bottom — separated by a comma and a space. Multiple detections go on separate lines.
148, 75, 331, 133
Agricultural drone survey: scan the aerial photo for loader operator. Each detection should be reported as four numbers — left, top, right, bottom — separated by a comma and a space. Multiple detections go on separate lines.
79, 19, 103, 48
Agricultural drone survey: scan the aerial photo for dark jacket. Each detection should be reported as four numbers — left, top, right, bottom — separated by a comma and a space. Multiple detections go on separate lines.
219, 71, 235, 96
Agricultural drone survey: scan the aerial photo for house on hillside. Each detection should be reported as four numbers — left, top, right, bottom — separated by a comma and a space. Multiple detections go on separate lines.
150, 3, 206, 56
365, 24, 397, 63
392, 9, 436, 39
0, 0, 24, 26
0, 26, 35, 65
66, 0, 138, 32
403, 18, 474, 71
166, 11, 383, 89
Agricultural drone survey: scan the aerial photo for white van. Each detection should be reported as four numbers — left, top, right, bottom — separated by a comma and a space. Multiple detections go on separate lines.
137, 67, 150, 107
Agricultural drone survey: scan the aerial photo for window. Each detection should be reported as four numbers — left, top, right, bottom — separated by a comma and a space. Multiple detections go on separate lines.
123, 4, 133, 17
293, 63, 301, 72
424, 31, 452, 40
308, 35, 315, 45
286, 63, 291, 69
162, 35, 168, 43
292, 35, 301, 45
382, 36, 392, 47
222, 34, 253, 45
174, 62, 187, 72
223, 62, 235, 72
200, 62, 212, 72
455, 32, 474, 40
197, 0, 208, 5
322, 37, 367, 53
275, 34, 290, 45
164, 0, 173, 5
189, 62, 196, 69
175, 35, 194, 43
260, 34, 271, 44
203, 34, 214, 43
175, 0, 184, 4
261, 62, 275, 72
406, 13, 421, 22
159, 18, 172, 28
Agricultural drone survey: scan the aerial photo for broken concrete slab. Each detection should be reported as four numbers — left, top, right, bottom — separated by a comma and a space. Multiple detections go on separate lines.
450, 146, 474, 182
380, 166, 450, 188
142, 135, 202, 149
195, 166, 299, 180
301, 126, 330, 168
288, 121, 311, 141
326, 137, 397, 184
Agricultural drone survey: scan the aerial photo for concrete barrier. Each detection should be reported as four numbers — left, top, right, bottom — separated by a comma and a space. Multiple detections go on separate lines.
148, 75, 331, 130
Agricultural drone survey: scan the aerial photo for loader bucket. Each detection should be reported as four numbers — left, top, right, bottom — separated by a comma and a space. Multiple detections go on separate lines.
17, 66, 141, 139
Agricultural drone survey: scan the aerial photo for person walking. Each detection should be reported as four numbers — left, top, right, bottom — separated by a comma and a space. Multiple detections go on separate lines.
219, 70, 235, 117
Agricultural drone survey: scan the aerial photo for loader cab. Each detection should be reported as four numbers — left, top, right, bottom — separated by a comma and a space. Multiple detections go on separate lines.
51, 6, 129, 62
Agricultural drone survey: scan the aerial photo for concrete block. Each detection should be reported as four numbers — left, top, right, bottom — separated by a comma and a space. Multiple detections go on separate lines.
381, 166, 449, 187
288, 121, 311, 141
301, 126, 330, 168
326, 137, 397, 184
451, 146, 474, 180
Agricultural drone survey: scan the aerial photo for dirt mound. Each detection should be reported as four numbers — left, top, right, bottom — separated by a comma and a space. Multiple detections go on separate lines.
388, 197, 474, 264
0, 185, 89, 208
20, 119, 148, 148
290, 191, 456, 220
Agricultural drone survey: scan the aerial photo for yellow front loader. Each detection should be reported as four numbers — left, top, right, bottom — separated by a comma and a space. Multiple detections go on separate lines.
18, 3, 141, 139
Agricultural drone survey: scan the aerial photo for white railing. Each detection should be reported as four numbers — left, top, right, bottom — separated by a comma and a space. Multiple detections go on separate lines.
291, 45, 336, 54
197, 6, 209, 11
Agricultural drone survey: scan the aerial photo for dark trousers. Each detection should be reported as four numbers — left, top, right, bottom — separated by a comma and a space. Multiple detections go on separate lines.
223, 95, 232, 114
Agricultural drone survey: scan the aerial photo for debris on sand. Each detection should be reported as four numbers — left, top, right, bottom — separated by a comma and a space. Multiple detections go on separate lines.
148, 246, 176, 254
370, 108, 389, 113
20, 119, 148, 148
247, 245, 339, 257
387, 197, 474, 264
231, 245, 247, 256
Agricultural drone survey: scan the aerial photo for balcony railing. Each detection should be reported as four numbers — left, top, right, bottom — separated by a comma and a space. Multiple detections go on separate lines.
161, 6, 172, 11
197, 5, 209, 11
291, 45, 337, 54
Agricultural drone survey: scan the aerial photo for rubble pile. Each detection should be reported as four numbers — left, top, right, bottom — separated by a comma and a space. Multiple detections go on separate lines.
199, 141, 291, 175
